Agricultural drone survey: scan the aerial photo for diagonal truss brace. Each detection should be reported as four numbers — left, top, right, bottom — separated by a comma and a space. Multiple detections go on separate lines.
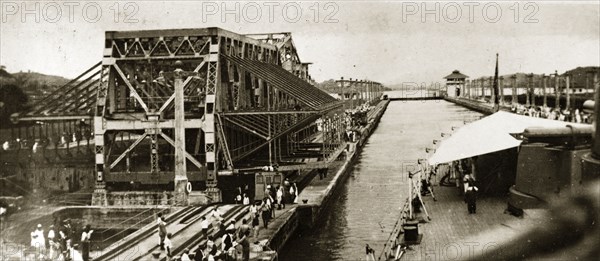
216, 114, 234, 170
113, 63, 150, 113
109, 133, 148, 170
222, 117, 268, 140
159, 131, 205, 170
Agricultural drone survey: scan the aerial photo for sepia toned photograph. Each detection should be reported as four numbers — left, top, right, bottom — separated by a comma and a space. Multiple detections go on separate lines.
1, 1, 598, 260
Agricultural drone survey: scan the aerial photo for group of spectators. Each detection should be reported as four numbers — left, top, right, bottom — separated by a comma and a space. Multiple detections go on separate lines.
156, 178, 300, 261
158, 209, 252, 261
511, 104, 592, 123
26, 219, 92, 260
256, 179, 298, 229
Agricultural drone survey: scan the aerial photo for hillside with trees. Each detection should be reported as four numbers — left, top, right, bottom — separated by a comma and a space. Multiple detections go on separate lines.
0, 66, 72, 127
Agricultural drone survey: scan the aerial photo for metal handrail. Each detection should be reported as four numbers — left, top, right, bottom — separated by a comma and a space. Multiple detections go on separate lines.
378, 198, 410, 260
96, 212, 157, 244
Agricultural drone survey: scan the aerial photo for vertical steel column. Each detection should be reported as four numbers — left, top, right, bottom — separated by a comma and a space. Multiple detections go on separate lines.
565, 74, 571, 110
525, 74, 531, 106
205, 42, 222, 202
150, 133, 159, 172
542, 74, 547, 108
555, 71, 561, 110
592, 72, 599, 156
511, 74, 517, 104
529, 74, 535, 106
92, 58, 111, 206
173, 64, 189, 206
466, 80, 470, 99
340, 77, 345, 110
480, 78, 484, 98
489, 76, 494, 103
499, 76, 504, 105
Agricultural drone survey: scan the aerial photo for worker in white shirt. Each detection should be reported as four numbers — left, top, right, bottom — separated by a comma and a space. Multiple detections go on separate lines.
81, 225, 93, 261
200, 216, 209, 236
164, 233, 173, 260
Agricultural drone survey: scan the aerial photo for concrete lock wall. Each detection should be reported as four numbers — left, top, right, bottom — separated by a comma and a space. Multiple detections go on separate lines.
107, 192, 173, 206
0, 163, 94, 192
1, 147, 95, 193
3, 206, 170, 246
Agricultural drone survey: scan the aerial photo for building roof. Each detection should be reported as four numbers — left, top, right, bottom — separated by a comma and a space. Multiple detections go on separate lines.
443, 70, 469, 79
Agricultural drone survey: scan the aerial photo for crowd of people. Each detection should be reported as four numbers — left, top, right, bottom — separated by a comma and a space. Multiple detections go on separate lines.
511, 104, 592, 123
24, 219, 92, 261
153, 179, 300, 261
157, 208, 253, 261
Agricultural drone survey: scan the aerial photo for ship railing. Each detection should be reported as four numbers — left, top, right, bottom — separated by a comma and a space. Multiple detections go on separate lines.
378, 197, 410, 260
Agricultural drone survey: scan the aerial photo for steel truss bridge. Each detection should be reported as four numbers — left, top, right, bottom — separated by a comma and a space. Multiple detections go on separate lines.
5, 27, 385, 205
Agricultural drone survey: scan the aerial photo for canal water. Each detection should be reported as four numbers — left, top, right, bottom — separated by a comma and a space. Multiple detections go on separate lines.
280, 100, 483, 260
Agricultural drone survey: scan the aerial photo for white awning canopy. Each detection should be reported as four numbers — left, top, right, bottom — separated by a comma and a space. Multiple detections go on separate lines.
428, 111, 588, 165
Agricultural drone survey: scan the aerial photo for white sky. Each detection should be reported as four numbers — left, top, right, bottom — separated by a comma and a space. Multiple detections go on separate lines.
1, 1, 599, 85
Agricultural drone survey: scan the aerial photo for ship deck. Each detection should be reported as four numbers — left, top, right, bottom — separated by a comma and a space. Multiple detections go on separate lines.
388, 183, 546, 260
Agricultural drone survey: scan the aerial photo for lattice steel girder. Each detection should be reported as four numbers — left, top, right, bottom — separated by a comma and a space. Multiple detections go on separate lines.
221, 110, 318, 115
17, 115, 93, 122
106, 27, 276, 52
204, 43, 219, 186
102, 118, 203, 130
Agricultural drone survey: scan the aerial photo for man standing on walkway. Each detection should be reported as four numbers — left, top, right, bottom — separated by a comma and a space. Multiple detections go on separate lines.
251, 203, 260, 237
465, 185, 479, 214
236, 230, 251, 261
200, 216, 209, 236
276, 186, 284, 210
158, 215, 168, 250
81, 224, 93, 261
164, 233, 173, 260
261, 199, 270, 228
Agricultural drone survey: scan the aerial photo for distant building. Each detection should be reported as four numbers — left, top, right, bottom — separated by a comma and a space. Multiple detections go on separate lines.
443, 70, 469, 97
